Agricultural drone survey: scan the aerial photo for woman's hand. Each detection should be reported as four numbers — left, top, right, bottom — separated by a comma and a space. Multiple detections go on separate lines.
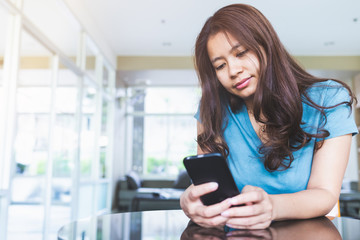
180, 183, 232, 228
222, 185, 274, 229
180, 221, 226, 240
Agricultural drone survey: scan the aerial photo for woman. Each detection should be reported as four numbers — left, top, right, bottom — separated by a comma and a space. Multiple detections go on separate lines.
180, 4, 358, 229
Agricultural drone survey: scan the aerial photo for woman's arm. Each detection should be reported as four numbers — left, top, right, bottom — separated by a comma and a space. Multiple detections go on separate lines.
271, 134, 352, 220
223, 134, 352, 229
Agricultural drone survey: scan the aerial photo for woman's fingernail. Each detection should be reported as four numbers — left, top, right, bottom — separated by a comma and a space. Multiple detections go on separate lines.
209, 182, 218, 190
222, 211, 229, 217
230, 198, 237, 205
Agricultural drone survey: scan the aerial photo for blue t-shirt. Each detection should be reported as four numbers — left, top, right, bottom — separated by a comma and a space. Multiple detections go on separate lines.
195, 80, 358, 194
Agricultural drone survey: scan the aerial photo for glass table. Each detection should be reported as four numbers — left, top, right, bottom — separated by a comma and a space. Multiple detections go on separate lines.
58, 209, 360, 239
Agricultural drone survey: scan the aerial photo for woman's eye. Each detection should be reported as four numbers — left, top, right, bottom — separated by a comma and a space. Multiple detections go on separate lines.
236, 49, 249, 57
215, 64, 225, 71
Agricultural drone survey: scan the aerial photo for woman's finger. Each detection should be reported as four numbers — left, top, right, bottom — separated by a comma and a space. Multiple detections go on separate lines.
188, 182, 219, 200
225, 212, 272, 229
196, 198, 232, 218
228, 185, 272, 207
193, 214, 230, 228
221, 202, 269, 217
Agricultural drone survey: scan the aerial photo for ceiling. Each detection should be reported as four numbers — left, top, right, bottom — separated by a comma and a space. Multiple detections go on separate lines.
1, 0, 360, 57
83, 0, 360, 56
0, 0, 359, 87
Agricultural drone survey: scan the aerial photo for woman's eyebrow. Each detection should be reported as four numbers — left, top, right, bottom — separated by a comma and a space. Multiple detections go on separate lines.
230, 43, 242, 53
211, 43, 242, 63
211, 56, 223, 64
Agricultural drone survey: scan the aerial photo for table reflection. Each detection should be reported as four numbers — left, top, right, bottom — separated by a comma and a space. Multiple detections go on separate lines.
58, 210, 360, 240
181, 217, 342, 239
58, 210, 190, 240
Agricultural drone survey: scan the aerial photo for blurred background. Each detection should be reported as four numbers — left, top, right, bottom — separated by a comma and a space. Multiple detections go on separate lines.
0, 0, 359, 239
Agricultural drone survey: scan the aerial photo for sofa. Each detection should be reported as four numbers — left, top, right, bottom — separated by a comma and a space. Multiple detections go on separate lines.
112, 170, 191, 212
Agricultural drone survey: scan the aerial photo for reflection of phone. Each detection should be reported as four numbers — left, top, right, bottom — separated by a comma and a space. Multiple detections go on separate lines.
183, 153, 240, 206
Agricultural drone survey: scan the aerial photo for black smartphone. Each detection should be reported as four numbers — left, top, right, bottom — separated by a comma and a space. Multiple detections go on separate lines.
183, 153, 240, 206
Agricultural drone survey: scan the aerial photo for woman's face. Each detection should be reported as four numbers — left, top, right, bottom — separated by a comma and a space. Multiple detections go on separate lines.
207, 32, 261, 106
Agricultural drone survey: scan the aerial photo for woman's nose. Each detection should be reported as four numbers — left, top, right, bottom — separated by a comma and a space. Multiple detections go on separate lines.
228, 59, 243, 79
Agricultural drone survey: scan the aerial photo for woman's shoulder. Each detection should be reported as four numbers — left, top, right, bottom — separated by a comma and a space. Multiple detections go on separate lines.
307, 79, 343, 91
304, 79, 350, 106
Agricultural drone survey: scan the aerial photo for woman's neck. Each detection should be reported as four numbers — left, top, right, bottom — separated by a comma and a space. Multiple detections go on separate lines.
244, 98, 254, 113
245, 98, 266, 123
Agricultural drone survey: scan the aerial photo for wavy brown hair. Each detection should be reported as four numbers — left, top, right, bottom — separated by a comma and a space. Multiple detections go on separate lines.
195, 4, 355, 171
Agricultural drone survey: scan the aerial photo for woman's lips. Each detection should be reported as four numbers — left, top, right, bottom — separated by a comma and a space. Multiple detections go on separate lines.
235, 77, 251, 89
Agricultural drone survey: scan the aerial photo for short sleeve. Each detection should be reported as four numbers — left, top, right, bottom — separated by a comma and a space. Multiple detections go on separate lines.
321, 83, 358, 139
194, 104, 200, 122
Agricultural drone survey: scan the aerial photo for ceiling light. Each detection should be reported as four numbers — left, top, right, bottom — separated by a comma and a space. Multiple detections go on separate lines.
324, 41, 335, 46
162, 42, 172, 46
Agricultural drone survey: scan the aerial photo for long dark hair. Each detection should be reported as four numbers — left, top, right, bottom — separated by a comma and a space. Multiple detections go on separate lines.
195, 4, 355, 171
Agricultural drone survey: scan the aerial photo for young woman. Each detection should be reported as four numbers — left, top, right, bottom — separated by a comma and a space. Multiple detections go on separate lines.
180, 4, 358, 229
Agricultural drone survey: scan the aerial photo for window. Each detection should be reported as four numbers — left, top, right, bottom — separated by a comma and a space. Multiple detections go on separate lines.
9, 30, 53, 240
126, 86, 200, 177
0, 1, 116, 239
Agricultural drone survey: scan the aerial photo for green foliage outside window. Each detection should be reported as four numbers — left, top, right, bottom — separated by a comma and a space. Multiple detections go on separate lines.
147, 156, 185, 175
53, 155, 71, 177
100, 150, 106, 178
147, 157, 167, 174
81, 158, 92, 176
36, 159, 46, 175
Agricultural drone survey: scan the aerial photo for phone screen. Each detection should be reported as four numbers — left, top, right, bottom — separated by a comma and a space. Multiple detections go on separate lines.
183, 153, 240, 205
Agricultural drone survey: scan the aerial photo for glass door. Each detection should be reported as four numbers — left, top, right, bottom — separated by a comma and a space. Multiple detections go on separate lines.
48, 64, 80, 239
8, 29, 53, 240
